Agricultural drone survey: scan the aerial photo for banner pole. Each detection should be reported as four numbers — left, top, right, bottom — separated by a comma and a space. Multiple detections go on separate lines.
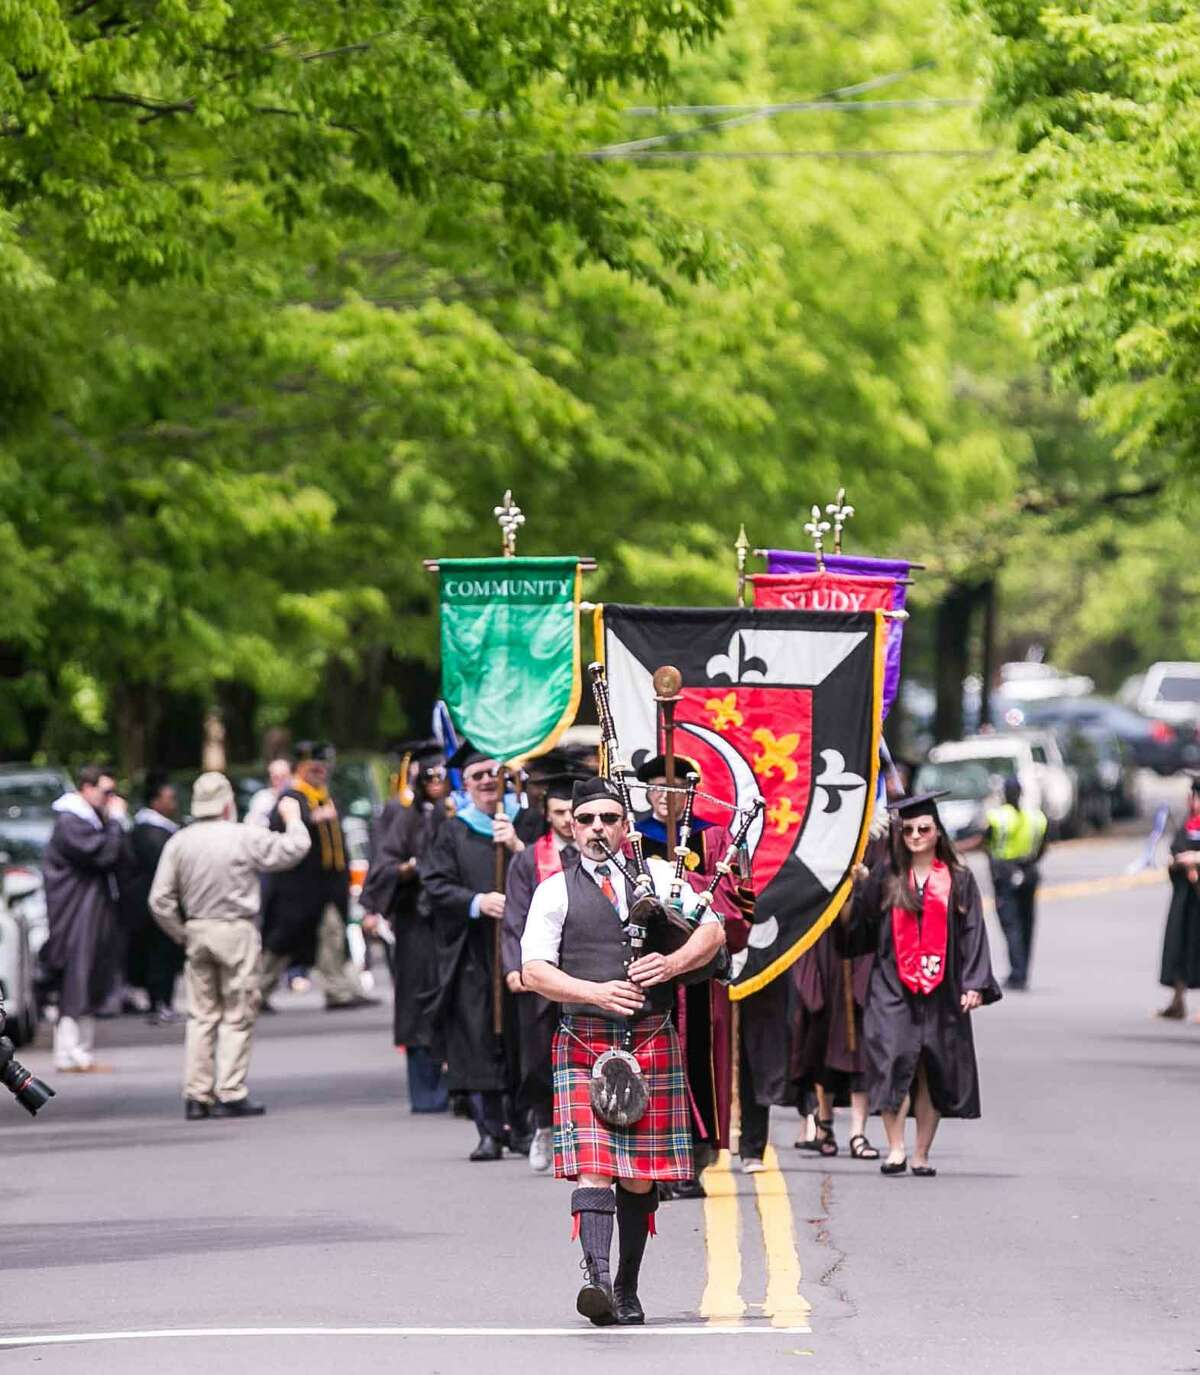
493, 763, 509, 1037
490, 491, 522, 1038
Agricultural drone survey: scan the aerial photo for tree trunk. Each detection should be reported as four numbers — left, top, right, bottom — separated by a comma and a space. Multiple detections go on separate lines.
114, 680, 161, 778
934, 585, 975, 744
979, 578, 997, 731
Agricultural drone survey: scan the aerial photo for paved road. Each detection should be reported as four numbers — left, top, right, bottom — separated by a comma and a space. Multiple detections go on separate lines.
3, 801, 1197, 1374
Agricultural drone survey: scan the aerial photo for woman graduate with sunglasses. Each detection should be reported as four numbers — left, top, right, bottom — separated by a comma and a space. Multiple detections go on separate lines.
841, 791, 1001, 1177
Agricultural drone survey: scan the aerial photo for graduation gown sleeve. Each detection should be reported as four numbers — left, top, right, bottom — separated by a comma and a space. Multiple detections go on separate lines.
502, 845, 537, 978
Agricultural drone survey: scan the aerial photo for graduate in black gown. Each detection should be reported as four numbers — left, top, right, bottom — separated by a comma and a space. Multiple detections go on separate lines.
841, 791, 1001, 1177
1157, 776, 1200, 1020
420, 742, 530, 1160
360, 742, 451, 1110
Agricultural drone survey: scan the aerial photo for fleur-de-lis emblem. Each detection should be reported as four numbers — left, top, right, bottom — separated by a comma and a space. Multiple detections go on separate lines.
825, 487, 855, 555
705, 692, 744, 732
752, 727, 800, 781
768, 796, 801, 834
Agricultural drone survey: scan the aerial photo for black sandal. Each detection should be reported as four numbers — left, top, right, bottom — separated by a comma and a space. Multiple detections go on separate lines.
815, 1117, 838, 1157
849, 1134, 879, 1160
880, 1158, 907, 1176
911, 1165, 937, 1177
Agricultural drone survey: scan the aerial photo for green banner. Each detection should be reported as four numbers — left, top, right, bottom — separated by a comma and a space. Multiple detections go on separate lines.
439, 557, 582, 764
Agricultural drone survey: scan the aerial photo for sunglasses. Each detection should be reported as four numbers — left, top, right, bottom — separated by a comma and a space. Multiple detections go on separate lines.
420, 766, 447, 781
464, 766, 500, 782
575, 811, 623, 827
902, 821, 936, 838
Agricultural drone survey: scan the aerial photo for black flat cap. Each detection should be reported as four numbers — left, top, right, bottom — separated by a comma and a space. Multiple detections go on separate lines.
571, 777, 627, 813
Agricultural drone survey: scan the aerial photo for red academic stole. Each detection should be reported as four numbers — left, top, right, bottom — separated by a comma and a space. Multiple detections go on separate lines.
534, 831, 563, 885
892, 861, 952, 996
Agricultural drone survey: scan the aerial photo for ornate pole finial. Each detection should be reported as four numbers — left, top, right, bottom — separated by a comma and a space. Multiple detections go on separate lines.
804, 503, 831, 571
825, 487, 855, 555
735, 523, 750, 608
493, 489, 525, 559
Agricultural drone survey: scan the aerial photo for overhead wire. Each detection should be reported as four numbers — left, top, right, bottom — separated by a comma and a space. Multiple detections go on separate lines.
583, 62, 939, 159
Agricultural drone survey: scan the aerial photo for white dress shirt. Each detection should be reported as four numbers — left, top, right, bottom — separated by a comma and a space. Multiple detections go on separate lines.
521, 853, 716, 968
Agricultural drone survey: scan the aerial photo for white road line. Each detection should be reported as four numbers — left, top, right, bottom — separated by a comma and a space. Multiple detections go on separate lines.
0, 1326, 815, 1348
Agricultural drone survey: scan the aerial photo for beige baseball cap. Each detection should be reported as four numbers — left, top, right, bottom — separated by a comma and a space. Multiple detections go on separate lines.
191, 771, 234, 819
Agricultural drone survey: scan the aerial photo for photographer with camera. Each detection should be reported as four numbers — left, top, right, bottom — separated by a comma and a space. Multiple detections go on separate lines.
150, 773, 311, 1120
40, 764, 128, 1073
0, 995, 54, 1116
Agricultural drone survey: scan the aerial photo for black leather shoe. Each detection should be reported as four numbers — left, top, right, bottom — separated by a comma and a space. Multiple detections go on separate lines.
614, 1282, 645, 1326
184, 1099, 210, 1121
469, 1133, 503, 1161
576, 1265, 617, 1327
325, 995, 381, 1011
213, 1098, 267, 1118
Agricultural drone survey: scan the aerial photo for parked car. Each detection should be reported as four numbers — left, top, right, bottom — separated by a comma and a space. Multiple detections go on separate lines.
999, 661, 1094, 701
1126, 661, 1200, 727
0, 764, 71, 823
0, 883, 36, 1048
1056, 727, 1117, 830
1010, 696, 1200, 776
923, 731, 1080, 838
910, 758, 993, 842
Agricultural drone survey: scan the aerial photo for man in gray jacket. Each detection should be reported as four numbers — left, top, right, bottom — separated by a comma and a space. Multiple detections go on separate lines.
150, 771, 310, 1120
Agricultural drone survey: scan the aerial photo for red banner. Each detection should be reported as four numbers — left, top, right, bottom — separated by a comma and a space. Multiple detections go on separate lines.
751, 571, 896, 614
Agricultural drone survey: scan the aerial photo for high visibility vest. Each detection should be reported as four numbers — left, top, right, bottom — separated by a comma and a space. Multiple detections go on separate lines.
986, 803, 1047, 862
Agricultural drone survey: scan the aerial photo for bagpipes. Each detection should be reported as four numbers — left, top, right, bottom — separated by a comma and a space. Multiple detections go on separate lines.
587, 661, 763, 963
587, 662, 688, 954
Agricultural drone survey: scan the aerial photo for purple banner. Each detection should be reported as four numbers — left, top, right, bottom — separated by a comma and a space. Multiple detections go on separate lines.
764, 550, 909, 717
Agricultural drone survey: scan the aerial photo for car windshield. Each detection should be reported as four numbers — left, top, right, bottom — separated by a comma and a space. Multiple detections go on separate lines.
0, 831, 49, 862
914, 760, 995, 801
0, 775, 67, 817
1156, 675, 1200, 704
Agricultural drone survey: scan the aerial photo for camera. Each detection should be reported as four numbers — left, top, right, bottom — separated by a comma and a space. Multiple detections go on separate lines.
0, 1002, 55, 1117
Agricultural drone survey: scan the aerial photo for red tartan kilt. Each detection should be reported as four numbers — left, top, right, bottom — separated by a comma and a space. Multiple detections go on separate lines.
553, 1013, 694, 1182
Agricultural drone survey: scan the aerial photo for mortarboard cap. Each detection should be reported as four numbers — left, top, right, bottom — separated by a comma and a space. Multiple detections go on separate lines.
538, 771, 592, 802
296, 740, 336, 765
447, 740, 496, 773
635, 753, 702, 783
888, 790, 950, 820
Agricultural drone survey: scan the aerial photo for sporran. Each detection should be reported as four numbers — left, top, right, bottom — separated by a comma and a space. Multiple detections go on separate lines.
588, 1047, 649, 1128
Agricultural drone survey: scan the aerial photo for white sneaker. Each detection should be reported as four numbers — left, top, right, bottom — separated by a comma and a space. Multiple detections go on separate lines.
528, 1127, 554, 1173
741, 1156, 766, 1174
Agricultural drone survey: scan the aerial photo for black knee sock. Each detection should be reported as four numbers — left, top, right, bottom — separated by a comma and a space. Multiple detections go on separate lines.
615, 1185, 658, 1291
571, 1187, 615, 1287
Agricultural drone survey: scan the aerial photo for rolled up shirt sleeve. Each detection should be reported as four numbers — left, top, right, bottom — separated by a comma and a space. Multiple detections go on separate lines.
520, 872, 570, 967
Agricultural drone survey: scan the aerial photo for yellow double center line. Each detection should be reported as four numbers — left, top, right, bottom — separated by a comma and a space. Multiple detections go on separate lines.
699, 1148, 812, 1330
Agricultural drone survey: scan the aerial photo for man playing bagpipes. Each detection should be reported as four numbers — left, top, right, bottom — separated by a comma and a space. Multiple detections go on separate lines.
520, 666, 762, 1327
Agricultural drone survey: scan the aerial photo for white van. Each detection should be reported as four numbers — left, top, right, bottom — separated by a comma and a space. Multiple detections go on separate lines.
923, 731, 1078, 838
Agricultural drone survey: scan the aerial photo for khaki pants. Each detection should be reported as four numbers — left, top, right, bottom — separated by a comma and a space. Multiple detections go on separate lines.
184, 919, 261, 1104
259, 903, 361, 1007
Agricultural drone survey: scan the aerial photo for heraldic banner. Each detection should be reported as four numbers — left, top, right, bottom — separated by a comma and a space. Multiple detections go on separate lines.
440, 557, 582, 764
596, 604, 884, 998
761, 550, 910, 718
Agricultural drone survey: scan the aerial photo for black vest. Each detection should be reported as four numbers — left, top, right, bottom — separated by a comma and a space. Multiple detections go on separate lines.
559, 860, 672, 1021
